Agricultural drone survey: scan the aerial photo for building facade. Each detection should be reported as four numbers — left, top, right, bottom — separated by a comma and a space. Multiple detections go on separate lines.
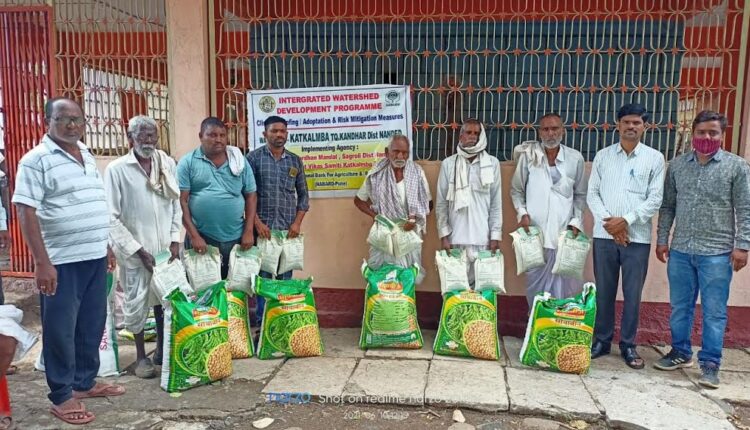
2, 0, 750, 344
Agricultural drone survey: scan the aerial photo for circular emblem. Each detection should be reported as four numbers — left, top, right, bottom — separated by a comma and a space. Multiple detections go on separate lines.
385, 90, 400, 103
258, 96, 276, 113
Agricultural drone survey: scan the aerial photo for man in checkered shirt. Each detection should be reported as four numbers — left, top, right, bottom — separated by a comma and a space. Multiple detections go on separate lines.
247, 116, 310, 331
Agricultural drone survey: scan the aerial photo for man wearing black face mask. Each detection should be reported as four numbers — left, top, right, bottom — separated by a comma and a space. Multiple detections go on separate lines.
654, 110, 750, 389
354, 134, 432, 283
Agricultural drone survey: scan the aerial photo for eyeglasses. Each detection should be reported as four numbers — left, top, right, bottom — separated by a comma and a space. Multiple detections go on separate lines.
52, 116, 85, 126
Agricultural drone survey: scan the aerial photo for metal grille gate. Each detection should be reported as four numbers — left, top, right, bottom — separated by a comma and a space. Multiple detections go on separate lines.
0, 6, 54, 275
0, 0, 169, 276
211, 0, 750, 161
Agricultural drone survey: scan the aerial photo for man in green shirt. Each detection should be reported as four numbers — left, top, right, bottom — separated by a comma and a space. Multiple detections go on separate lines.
177, 117, 257, 277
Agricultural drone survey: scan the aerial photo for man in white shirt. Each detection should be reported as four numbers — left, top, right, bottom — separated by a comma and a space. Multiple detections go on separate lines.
587, 103, 665, 369
511, 113, 587, 304
436, 119, 502, 286
354, 135, 432, 282
104, 115, 182, 379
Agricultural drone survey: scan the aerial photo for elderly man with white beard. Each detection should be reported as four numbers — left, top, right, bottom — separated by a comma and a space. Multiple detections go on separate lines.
511, 113, 588, 304
104, 115, 182, 378
354, 134, 432, 283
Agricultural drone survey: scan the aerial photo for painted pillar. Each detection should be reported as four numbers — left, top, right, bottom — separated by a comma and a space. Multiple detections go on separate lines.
165, 0, 210, 158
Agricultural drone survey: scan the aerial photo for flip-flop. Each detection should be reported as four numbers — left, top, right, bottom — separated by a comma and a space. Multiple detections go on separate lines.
49, 401, 95, 425
72, 382, 126, 399
0, 415, 16, 430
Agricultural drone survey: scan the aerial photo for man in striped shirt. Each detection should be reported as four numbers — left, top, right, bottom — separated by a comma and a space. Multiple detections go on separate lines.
587, 103, 665, 370
13, 97, 122, 425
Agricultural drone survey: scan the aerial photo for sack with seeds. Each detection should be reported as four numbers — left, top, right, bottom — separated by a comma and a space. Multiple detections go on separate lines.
360, 262, 423, 349
551, 230, 591, 280
226, 245, 262, 294
510, 226, 546, 275
257, 231, 285, 276
161, 281, 232, 392
279, 231, 304, 274
474, 250, 505, 293
184, 245, 222, 292
435, 249, 469, 295
520, 283, 596, 374
152, 251, 194, 300
227, 290, 254, 359
367, 214, 395, 255
433, 286, 500, 360
256, 277, 323, 359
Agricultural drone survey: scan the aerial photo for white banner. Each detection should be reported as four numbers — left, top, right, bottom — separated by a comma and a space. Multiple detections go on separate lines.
248, 85, 412, 198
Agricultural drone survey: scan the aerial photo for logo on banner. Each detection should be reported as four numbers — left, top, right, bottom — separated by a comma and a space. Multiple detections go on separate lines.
258, 96, 276, 113
385, 90, 400, 107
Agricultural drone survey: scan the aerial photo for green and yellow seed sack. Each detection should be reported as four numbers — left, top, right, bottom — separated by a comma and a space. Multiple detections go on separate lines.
256, 277, 323, 360
227, 290, 254, 359
434, 287, 500, 360
360, 263, 423, 349
161, 281, 232, 392
520, 283, 597, 374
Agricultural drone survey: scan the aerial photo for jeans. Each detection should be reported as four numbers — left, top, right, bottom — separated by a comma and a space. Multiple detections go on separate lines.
667, 250, 732, 366
184, 233, 240, 280
253, 270, 293, 328
41, 257, 107, 405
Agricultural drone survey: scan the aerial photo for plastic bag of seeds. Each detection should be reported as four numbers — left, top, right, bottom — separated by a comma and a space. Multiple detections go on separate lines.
161, 281, 232, 392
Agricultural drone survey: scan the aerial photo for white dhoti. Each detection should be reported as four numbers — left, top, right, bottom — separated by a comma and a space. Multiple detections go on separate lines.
454, 244, 489, 288
525, 248, 583, 305
0, 305, 37, 361
119, 256, 160, 334
367, 246, 426, 284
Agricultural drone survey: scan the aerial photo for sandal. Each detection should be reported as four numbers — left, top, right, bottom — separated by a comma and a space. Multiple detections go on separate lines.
72, 382, 126, 399
621, 346, 645, 370
0, 415, 15, 430
49, 399, 95, 425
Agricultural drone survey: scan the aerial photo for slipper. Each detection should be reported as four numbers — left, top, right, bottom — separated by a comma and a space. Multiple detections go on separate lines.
0, 416, 15, 430
49, 400, 95, 425
72, 382, 126, 399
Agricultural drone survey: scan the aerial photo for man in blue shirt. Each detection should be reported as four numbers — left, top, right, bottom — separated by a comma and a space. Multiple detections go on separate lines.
247, 116, 310, 329
177, 117, 257, 278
